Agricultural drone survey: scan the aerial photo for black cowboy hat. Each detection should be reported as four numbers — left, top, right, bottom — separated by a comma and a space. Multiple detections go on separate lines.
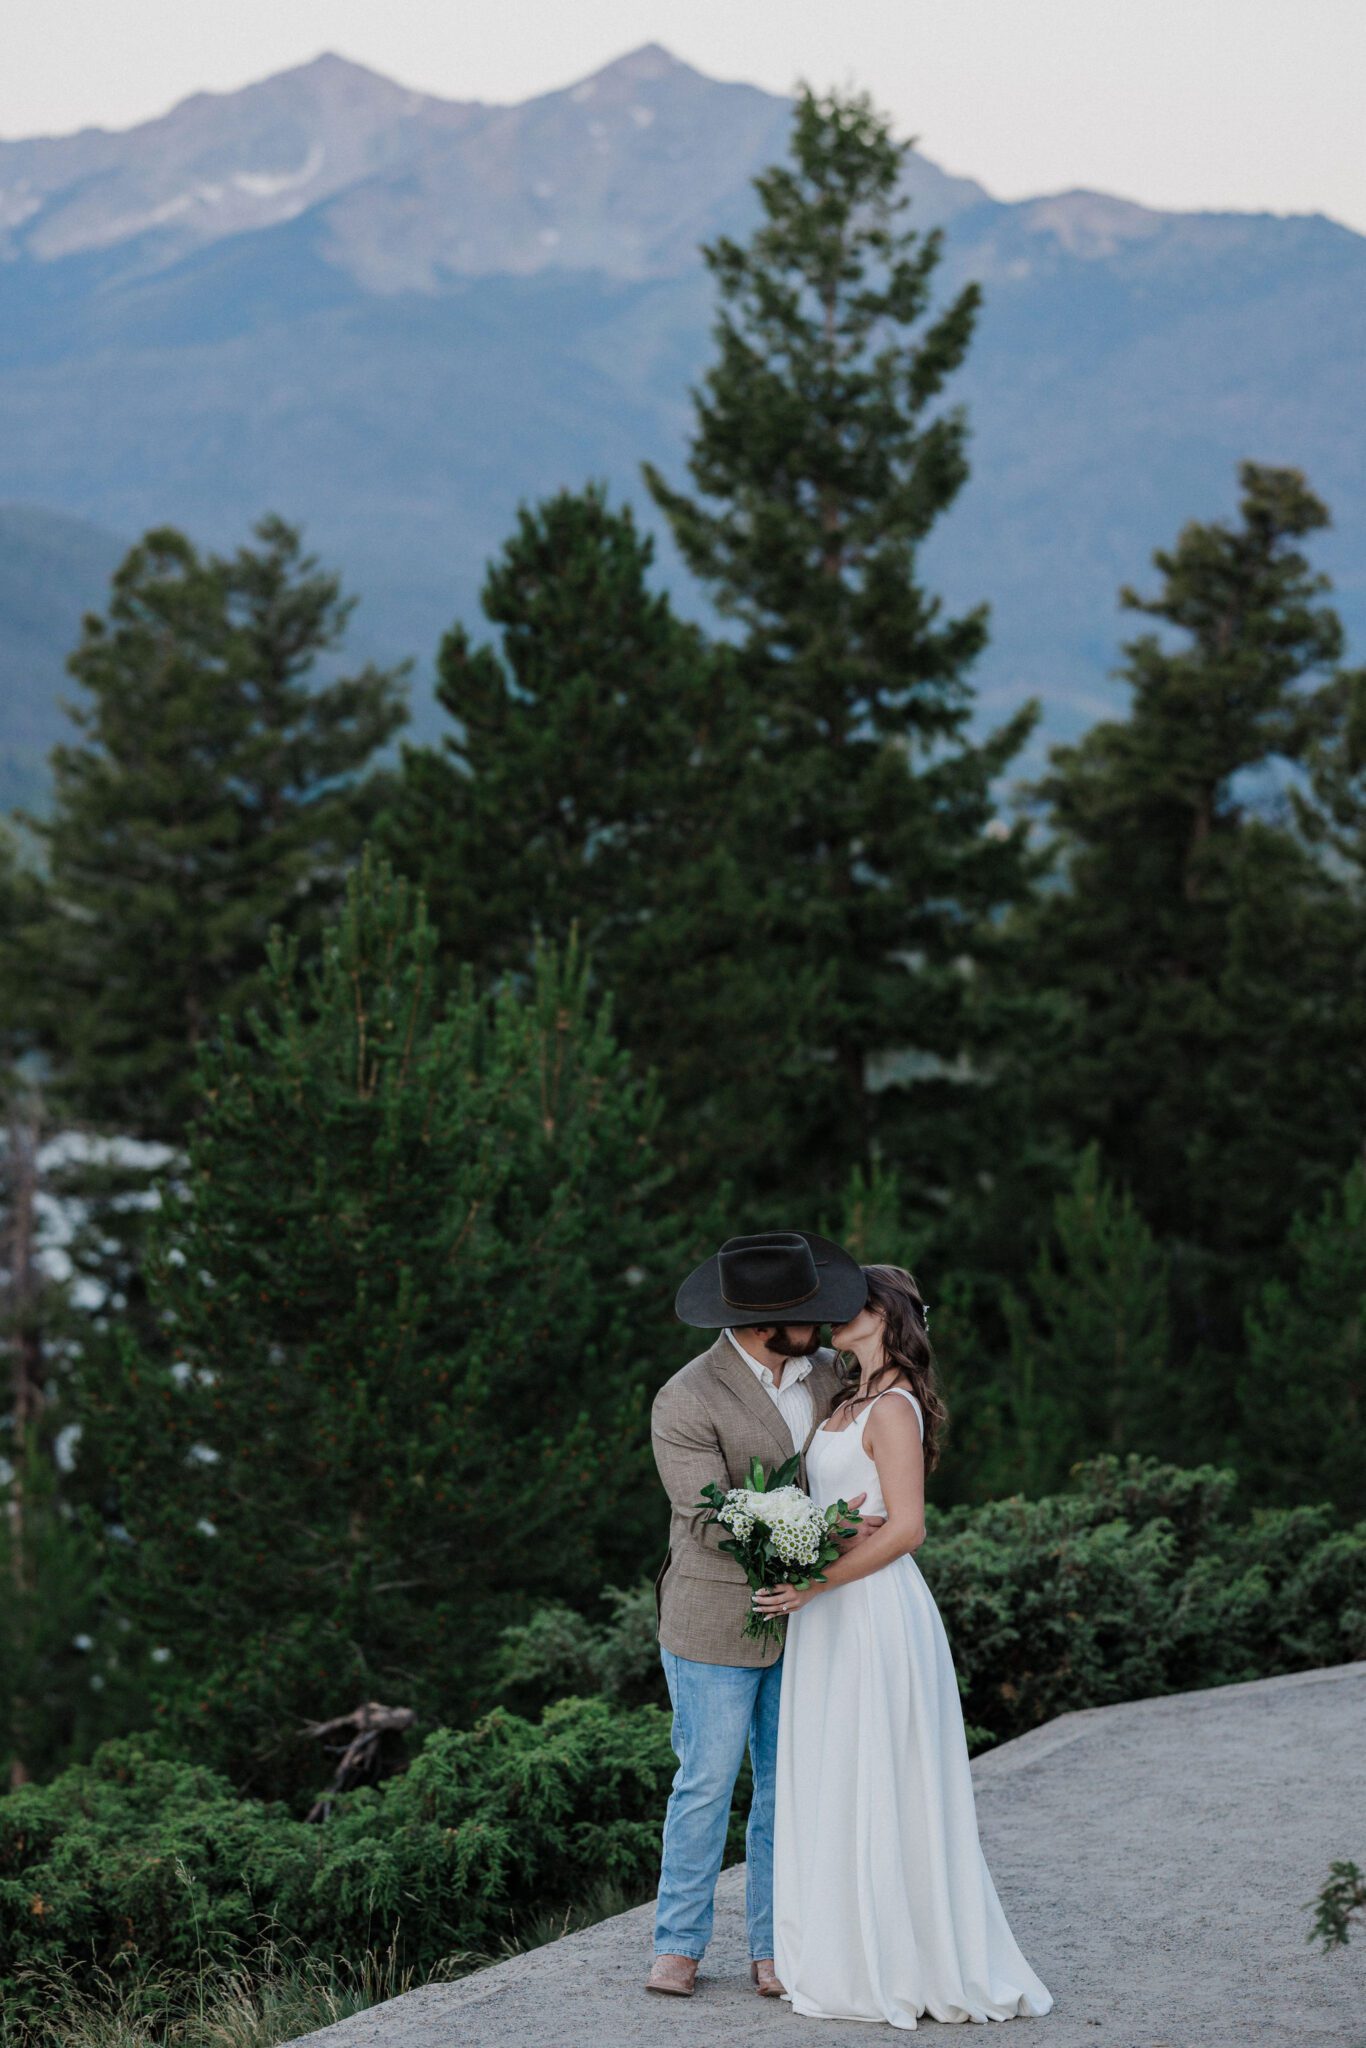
675, 1230, 868, 1330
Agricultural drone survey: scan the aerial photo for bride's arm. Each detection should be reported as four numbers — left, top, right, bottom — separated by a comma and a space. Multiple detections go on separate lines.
753, 1398, 925, 1613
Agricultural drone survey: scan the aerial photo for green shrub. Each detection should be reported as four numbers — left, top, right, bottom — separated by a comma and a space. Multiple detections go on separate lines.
927, 1456, 1366, 1741
496, 1455, 1366, 1750
0, 1698, 673, 2011
492, 1584, 664, 1713
1308, 1860, 1366, 1952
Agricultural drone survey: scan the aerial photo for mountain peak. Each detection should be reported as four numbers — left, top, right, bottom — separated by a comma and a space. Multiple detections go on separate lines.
589, 43, 685, 81
291, 50, 386, 78
558, 42, 713, 103
1, 37, 987, 285
227, 48, 459, 116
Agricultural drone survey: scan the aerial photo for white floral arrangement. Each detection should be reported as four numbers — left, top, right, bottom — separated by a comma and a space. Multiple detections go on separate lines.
700, 1455, 862, 1643
717, 1484, 826, 1569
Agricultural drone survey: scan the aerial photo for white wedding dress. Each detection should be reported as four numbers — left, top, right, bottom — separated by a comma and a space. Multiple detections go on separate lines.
773, 1387, 1054, 2028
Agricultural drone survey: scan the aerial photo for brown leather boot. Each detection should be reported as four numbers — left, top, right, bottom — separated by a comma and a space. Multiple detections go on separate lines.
646, 1953, 699, 1996
750, 1958, 786, 1996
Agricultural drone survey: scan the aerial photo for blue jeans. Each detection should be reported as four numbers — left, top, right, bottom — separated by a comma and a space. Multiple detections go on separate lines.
653, 1645, 783, 1961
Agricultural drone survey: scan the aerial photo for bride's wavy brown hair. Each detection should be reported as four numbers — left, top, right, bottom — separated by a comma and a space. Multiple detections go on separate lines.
831, 1263, 946, 1473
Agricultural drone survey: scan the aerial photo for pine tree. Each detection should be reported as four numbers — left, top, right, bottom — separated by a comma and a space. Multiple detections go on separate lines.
23, 518, 408, 1142
1017, 464, 1364, 1374
383, 483, 734, 973
1297, 662, 1366, 911
642, 84, 1041, 1214
2, 834, 44, 1783
1238, 1158, 1366, 1517
0, 835, 118, 1785
0, 825, 45, 1066
380, 483, 808, 1210
994, 1145, 1173, 1496
86, 849, 678, 1796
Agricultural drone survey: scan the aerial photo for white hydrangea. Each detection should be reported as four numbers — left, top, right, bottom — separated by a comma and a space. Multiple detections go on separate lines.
757, 1486, 808, 1514
718, 1483, 827, 1570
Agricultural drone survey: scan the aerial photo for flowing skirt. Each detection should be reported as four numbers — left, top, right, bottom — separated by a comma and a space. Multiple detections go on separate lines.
772, 1553, 1054, 2028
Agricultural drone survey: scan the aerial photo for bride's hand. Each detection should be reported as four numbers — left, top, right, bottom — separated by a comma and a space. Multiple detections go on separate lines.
753, 1581, 816, 1617
834, 1491, 886, 1553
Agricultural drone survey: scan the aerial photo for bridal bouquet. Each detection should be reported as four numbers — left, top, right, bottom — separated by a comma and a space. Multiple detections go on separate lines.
699, 1454, 863, 1644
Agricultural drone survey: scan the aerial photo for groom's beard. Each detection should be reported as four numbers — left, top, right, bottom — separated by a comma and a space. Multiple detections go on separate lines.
766, 1325, 819, 1358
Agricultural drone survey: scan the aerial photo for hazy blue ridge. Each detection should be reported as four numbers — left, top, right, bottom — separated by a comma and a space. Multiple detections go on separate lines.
2, 45, 1363, 812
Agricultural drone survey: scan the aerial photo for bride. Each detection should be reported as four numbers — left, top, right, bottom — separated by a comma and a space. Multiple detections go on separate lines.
752, 1263, 1054, 2028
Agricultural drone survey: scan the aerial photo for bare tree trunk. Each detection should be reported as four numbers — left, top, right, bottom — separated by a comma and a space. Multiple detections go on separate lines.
4, 1076, 45, 1790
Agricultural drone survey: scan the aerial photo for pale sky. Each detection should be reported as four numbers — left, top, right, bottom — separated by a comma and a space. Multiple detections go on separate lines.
5, 0, 1365, 233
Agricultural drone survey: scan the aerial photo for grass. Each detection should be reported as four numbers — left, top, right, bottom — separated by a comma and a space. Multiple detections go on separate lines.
0, 1882, 648, 2048
0, 1941, 468, 2048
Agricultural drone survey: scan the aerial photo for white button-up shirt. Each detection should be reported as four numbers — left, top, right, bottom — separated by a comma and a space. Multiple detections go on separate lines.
725, 1327, 816, 1455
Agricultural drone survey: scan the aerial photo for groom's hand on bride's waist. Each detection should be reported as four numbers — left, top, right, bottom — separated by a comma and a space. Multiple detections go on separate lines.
835, 1491, 885, 1552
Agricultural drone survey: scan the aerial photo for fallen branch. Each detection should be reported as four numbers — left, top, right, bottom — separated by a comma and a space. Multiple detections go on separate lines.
304, 1699, 416, 1822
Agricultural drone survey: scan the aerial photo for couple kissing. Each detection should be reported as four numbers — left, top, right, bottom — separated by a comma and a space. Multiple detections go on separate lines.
646, 1228, 1053, 2029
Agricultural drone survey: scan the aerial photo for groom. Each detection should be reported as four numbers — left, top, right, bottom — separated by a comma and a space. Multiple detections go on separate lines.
645, 1230, 873, 2000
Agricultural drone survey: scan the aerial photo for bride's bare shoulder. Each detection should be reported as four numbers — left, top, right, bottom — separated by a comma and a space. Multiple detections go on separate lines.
864, 1386, 924, 1456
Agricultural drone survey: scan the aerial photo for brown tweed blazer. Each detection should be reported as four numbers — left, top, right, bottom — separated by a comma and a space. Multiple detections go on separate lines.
651, 1332, 841, 1668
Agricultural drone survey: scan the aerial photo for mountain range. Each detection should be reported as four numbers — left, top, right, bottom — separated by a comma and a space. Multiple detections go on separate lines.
2, 42, 1364, 813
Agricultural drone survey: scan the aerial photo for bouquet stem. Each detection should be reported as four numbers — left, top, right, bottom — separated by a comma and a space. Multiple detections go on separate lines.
743, 1606, 786, 1646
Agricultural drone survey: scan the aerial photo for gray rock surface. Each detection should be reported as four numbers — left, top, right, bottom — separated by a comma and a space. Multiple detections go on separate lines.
287, 1661, 1366, 2048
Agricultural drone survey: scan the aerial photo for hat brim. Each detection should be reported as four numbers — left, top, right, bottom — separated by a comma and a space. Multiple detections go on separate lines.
675, 1231, 869, 1329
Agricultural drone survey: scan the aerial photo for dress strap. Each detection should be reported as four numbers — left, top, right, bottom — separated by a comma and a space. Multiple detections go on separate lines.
868, 1385, 924, 1442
